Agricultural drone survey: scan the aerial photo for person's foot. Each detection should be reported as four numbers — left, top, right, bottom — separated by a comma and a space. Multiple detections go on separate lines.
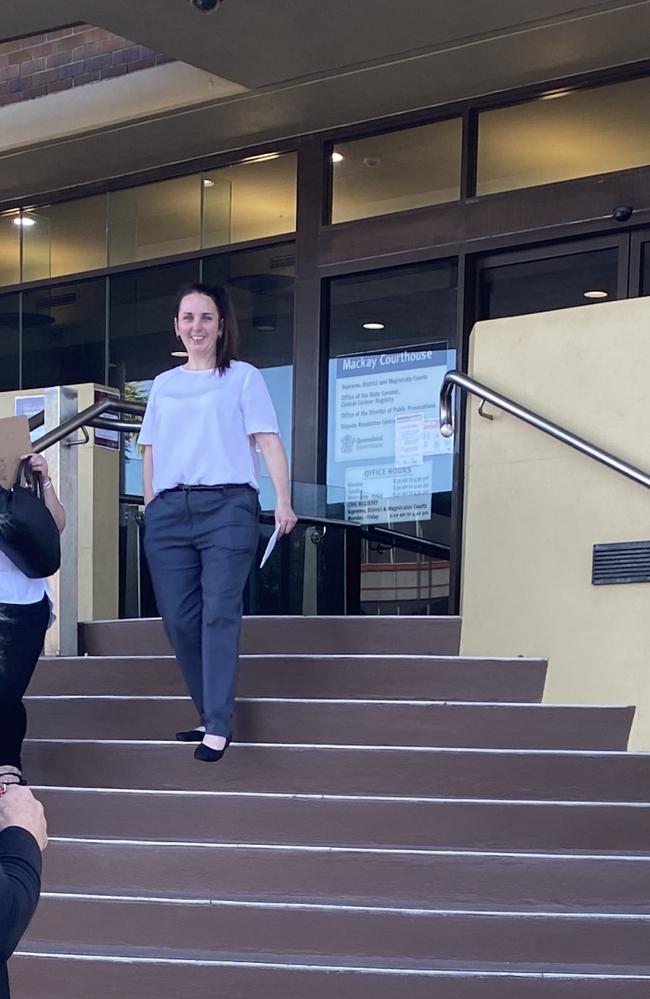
194, 734, 232, 763
175, 726, 206, 742
201, 733, 227, 751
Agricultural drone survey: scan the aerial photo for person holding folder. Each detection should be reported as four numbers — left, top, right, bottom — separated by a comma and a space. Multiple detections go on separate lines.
139, 283, 296, 763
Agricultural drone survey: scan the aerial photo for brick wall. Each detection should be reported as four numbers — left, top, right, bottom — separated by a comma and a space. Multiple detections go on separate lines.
0, 24, 173, 105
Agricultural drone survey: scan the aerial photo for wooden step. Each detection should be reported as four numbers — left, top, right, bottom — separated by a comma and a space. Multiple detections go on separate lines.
19, 613, 649, 998
24, 697, 633, 750
32, 655, 548, 703
23, 895, 650, 967
22, 741, 650, 800
12, 953, 650, 999
79, 615, 462, 656
42, 839, 650, 912
32, 788, 650, 852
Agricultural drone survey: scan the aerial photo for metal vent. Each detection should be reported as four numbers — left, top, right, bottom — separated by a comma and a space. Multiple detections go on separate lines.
592, 541, 650, 585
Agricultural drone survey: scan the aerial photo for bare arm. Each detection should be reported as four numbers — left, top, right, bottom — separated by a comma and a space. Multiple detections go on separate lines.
253, 433, 297, 534
21, 454, 65, 532
142, 445, 154, 506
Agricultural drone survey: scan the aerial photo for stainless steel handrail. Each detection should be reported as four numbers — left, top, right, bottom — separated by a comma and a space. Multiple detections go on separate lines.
440, 370, 650, 491
32, 398, 145, 453
259, 511, 449, 559
120, 496, 450, 561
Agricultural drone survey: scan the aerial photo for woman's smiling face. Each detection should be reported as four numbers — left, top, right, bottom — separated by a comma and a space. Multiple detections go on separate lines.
174, 292, 222, 365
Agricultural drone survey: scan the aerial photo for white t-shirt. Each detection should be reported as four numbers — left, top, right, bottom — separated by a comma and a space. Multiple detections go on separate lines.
137, 361, 280, 496
0, 548, 54, 620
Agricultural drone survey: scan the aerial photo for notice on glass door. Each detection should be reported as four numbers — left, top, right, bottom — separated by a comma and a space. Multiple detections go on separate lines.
394, 411, 425, 467
334, 349, 452, 462
344, 461, 433, 526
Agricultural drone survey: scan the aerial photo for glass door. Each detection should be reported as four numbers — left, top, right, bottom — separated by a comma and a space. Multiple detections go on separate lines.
325, 257, 459, 615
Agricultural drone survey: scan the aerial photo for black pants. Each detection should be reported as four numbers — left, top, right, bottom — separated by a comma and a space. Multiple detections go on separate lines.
143, 486, 259, 738
0, 596, 49, 771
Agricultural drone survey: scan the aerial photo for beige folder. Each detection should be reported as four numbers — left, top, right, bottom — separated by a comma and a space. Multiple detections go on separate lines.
0, 416, 32, 490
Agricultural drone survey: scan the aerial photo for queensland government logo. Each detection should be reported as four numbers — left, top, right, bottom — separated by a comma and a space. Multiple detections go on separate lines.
340, 433, 355, 455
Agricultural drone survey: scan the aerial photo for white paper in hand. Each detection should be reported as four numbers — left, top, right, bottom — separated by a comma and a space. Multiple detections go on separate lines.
259, 524, 282, 569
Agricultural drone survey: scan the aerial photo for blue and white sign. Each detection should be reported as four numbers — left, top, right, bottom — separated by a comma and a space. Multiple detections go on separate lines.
334, 349, 451, 463
345, 460, 433, 526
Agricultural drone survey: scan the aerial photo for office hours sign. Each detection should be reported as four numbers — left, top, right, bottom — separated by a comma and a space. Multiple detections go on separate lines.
333, 349, 452, 525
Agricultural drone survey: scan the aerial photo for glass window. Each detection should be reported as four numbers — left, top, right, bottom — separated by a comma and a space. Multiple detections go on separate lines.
0, 293, 19, 391
327, 259, 458, 613
203, 243, 295, 510
0, 213, 20, 288
202, 153, 297, 248
108, 259, 200, 495
108, 176, 201, 266
21, 278, 106, 390
331, 119, 462, 224
479, 247, 619, 320
478, 76, 650, 196
21, 197, 107, 283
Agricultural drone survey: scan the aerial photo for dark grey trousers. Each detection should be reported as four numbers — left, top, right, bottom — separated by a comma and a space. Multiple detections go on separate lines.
143, 486, 259, 737
0, 595, 50, 770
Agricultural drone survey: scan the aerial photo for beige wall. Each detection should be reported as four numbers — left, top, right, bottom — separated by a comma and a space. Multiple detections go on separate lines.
460, 296, 650, 749
0, 383, 119, 622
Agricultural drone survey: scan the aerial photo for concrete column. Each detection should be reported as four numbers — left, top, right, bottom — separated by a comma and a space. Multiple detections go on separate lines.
43, 385, 78, 657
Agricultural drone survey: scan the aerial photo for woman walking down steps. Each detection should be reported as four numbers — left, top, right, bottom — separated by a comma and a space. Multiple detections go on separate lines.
139, 282, 296, 762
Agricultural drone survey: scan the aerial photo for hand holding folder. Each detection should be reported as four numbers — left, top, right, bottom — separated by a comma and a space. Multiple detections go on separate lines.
259, 523, 282, 568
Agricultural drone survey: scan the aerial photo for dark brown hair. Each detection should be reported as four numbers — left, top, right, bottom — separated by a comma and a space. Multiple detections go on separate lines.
173, 282, 239, 375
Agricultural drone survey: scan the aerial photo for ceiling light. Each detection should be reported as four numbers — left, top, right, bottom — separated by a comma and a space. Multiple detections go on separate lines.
363, 322, 385, 330
203, 178, 215, 187
539, 89, 573, 101
331, 151, 344, 163
171, 350, 189, 358
241, 152, 282, 164
13, 215, 35, 227
583, 290, 608, 299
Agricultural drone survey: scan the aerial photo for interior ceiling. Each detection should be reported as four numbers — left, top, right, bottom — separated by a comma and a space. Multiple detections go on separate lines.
2, 0, 650, 201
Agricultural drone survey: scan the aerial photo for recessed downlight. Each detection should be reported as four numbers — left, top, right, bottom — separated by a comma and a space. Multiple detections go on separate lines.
171, 350, 189, 358
363, 322, 385, 330
583, 290, 608, 299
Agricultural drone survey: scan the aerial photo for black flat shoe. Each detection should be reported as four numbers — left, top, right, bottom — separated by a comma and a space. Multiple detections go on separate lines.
175, 728, 205, 743
194, 734, 232, 763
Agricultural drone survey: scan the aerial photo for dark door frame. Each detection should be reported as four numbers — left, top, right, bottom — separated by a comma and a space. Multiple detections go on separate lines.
445, 230, 637, 613
628, 228, 650, 296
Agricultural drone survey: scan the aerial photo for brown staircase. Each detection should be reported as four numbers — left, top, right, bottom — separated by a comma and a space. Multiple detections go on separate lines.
10, 616, 650, 997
